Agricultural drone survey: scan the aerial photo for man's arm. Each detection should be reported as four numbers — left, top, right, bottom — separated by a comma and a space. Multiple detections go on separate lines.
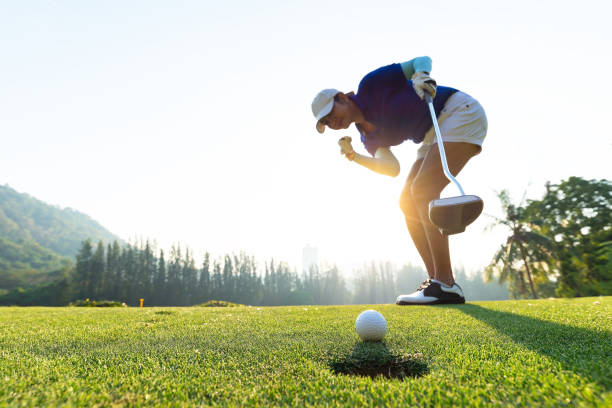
401, 56, 437, 99
354, 147, 400, 177
400, 56, 433, 80
338, 137, 400, 177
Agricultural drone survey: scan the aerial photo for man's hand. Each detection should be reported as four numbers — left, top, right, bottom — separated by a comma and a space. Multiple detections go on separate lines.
338, 136, 356, 161
411, 71, 437, 100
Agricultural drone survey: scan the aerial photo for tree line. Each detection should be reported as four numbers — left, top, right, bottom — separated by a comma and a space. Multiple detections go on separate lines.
0, 239, 509, 306
0, 239, 356, 306
4, 176, 607, 305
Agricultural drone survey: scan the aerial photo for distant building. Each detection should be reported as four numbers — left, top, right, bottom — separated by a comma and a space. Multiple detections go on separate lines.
302, 244, 318, 273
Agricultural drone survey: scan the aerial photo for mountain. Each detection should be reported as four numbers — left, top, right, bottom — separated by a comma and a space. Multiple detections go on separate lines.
0, 184, 122, 289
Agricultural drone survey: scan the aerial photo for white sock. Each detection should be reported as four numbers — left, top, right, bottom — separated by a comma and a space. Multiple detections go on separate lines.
432, 279, 453, 288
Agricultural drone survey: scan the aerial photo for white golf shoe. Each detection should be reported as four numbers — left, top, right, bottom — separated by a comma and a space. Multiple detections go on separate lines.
396, 279, 465, 305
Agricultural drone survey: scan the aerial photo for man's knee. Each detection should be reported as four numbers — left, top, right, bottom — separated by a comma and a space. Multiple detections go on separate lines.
410, 176, 444, 205
399, 185, 417, 216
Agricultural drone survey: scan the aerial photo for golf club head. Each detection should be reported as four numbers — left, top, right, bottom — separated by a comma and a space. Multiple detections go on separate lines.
429, 195, 483, 235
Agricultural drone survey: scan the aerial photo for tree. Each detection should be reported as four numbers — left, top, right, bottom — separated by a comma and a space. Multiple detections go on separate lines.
485, 190, 556, 299
166, 245, 182, 305
525, 177, 612, 297
302, 264, 321, 304
212, 259, 223, 299
140, 240, 156, 302
104, 242, 118, 299
121, 244, 137, 304
320, 265, 349, 305
89, 241, 106, 299
153, 249, 167, 305
182, 248, 198, 305
109, 241, 123, 301
353, 261, 403, 304
197, 252, 210, 303
395, 263, 427, 294
222, 255, 234, 302
74, 239, 93, 299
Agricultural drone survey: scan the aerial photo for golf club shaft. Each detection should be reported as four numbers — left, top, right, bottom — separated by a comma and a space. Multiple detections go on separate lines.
424, 94, 465, 196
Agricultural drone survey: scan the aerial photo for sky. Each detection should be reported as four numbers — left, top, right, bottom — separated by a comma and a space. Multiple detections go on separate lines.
1, 0, 611, 278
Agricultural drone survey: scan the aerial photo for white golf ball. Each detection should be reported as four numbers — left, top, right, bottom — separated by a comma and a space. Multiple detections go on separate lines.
355, 309, 387, 341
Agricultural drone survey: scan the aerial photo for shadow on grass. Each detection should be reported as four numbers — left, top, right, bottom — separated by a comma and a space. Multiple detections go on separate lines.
329, 342, 428, 380
451, 304, 612, 390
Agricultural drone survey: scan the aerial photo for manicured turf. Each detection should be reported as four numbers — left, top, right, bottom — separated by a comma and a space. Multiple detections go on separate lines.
1, 297, 610, 407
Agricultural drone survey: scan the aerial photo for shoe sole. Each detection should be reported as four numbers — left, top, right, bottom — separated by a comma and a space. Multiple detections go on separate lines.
396, 298, 465, 306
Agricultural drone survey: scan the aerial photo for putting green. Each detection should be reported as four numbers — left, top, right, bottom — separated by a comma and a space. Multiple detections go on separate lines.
1, 297, 610, 407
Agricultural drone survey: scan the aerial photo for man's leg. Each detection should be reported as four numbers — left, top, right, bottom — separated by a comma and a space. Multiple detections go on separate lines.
399, 158, 434, 279
410, 142, 480, 286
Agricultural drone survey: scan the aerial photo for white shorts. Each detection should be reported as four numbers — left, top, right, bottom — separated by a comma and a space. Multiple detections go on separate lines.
416, 91, 488, 159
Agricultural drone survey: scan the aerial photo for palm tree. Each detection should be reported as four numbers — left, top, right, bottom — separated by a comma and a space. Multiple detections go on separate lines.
484, 190, 557, 299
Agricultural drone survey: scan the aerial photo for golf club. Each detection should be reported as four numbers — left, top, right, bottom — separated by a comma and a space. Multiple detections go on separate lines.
424, 92, 483, 235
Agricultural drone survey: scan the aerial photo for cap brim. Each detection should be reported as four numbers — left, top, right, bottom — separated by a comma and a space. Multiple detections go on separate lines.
314, 98, 334, 134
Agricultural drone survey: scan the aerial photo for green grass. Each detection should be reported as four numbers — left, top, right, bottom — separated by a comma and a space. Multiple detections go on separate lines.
1, 297, 610, 407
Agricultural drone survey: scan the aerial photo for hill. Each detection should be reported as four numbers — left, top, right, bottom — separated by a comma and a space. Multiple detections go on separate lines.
0, 184, 121, 289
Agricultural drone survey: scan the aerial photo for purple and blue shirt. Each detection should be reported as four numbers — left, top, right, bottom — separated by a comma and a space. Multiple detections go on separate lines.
349, 61, 458, 156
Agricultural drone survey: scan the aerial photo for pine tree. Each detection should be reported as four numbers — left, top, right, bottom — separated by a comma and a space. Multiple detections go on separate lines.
89, 241, 106, 299
167, 245, 182, 305
141, 240, 155, 302
303, 264, 321, 304
182, 248, 198, 305
263, 261, 271, 305
395, 263, 426, 295
153, 249, 167, 305
222, 255, 234, 302
122, 244, 137, 305
104, 242, 116, 300
212, 259, 222, 300
247, 254, 263, 305
197, 252, 211, 303
74, 240, 93, 300
276, 262, 293, 304
110, 241, 123, 301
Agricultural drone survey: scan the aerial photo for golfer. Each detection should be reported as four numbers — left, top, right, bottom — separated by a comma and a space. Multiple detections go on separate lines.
311, 56, 487, 305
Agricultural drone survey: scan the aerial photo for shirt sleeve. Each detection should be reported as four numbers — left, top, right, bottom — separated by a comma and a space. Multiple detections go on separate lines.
361, 134, 380, 157
400, 56, 433, 80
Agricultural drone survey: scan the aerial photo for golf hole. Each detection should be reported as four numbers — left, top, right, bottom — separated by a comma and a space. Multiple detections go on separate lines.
328, 343, 428, 380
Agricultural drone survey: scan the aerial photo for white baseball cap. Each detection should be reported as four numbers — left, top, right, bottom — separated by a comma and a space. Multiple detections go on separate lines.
311, 88, 340, 133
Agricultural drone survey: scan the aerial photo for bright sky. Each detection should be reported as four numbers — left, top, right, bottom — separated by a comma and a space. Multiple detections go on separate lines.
1, 0, 611, 277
